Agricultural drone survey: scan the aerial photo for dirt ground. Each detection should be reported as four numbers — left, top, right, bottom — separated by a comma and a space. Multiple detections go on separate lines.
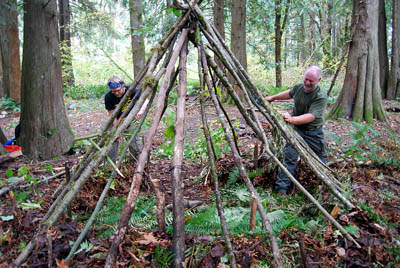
0, 97, 399, 267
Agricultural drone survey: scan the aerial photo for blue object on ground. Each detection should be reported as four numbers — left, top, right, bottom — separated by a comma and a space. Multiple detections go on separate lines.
3, 138, 15, 146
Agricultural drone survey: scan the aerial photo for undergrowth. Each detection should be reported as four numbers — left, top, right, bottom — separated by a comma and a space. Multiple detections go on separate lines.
63, 84, 109, 99
0, 97, 20, 112
326, 121, 400, 167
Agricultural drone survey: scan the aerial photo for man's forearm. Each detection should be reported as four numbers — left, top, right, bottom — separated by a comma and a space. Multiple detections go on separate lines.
267, 90, 291, 102
283, 113, 315, 125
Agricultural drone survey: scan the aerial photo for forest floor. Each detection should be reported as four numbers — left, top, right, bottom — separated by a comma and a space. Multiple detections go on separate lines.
0, 96, 400, 267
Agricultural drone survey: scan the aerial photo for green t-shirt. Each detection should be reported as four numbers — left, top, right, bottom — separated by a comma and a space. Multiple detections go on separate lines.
289, 83, 328, 130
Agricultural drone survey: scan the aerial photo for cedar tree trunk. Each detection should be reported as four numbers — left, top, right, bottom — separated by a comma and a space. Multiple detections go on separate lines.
378, 0, 389, 96
0, 0, 21, 101
387, 0, 400, 99
328, 0, 387, 124
213, 0, 225, 71
274, 0, 290, 87
58, 0, 75, 87
230, 0, 247, 100
20, 0, 74, 159
130, 0, 146, 79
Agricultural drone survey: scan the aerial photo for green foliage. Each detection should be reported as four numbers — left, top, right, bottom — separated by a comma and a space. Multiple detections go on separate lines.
226, 168, 240, 188
63, 84, 109, 99
18, 240, 27, 253
153, 245, 175, 268
96, 196, 156, 238
343, 224, 360, 237
326, 121, 400, 167
0, 97, 20, 112
72, 240, 98, 255
358, 202, 387, 225
156, 107, 176, 158
185, 121, 238, 162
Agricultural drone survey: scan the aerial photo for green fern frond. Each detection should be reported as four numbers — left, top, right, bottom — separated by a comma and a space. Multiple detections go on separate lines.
248, 167, 265, 179
226, 168, 239, 187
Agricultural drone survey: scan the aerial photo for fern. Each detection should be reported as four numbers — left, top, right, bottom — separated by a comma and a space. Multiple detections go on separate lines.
326, 121, 400, 167
248, 167, 265, 179
226, 168, 239, 187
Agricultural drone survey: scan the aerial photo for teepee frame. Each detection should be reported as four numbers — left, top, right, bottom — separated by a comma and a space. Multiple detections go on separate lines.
12, 1, 360, 268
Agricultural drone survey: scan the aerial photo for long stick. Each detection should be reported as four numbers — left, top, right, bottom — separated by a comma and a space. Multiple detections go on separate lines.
171, 36, 188, 268
200, 46, 284, 267
198, 44, 237, 268
104, 28, 190, 268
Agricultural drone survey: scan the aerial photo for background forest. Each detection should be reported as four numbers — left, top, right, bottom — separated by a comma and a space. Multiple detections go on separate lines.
0, 0, 400, 267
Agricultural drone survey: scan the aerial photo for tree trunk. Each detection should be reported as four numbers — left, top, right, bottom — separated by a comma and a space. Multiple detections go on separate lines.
327, 0, 387, 124
275, 0, 290, 87
20, 0, 74, 159
230, 0, 246, 100
213, 0, 225, 72
130, 0, 146, 80
378, 0, 389, 97
0, 0, 21, 101
274, 0, 282, 88
58, 0, 74, 87
299, 12, 307, 65
0, 126, 8, 144
387, 0, 400, 99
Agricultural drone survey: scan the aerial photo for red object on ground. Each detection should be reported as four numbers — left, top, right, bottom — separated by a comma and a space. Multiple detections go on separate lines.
4, 145, 22, 153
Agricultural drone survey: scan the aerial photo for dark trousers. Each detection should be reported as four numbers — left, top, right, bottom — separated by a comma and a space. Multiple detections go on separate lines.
275, 126, 327, 193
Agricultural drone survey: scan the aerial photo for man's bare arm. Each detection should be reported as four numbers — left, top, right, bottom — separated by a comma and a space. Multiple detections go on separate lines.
266, 90, 291, 102
282, 112, 315, 125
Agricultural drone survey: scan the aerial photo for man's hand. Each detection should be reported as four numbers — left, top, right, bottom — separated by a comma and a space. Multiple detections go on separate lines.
135, 112, 143, 121
282, 112, 292, 124
266, 96, 274, 102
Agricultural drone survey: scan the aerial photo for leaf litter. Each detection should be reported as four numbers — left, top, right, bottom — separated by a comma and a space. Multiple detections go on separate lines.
0, 99, 399, 267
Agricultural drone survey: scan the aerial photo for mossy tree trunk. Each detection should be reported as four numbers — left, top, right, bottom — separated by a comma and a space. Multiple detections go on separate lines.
20, 0, 74, 159
327, 0, 387, 124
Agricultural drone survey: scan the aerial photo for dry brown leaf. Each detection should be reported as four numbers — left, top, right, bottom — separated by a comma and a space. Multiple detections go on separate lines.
55, 258, 71, 268
330, 204, 340, 218
133, 232, 159, 246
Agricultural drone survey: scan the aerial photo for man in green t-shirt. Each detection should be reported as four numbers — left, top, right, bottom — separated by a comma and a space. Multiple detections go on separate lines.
266, 66, 328, 196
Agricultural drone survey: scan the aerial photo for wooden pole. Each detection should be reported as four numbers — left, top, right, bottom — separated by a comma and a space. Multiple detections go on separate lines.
200, 45, 284, 267
104, 28, 190, 268
198, 43, 237, 268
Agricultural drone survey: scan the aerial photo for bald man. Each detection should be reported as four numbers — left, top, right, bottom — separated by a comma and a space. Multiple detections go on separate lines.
266, 66, 328, 196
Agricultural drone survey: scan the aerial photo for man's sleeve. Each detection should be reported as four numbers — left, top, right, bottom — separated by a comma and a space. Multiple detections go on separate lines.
309, 96, 328, 119
105, 93, 113, 111
289, 83, 301, 98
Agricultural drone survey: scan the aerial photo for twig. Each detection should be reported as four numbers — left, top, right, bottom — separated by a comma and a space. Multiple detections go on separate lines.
20, 171, 66, 188
247, 236, 268, 252
47, 231, 53, 268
